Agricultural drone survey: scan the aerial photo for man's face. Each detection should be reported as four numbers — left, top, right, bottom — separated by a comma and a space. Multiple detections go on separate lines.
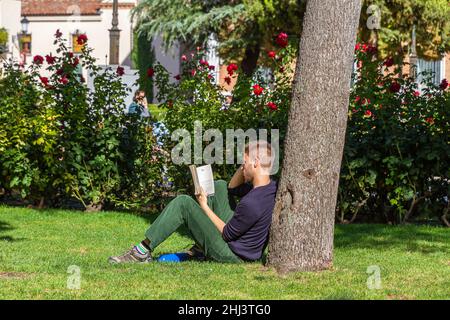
242, 153, 255, 183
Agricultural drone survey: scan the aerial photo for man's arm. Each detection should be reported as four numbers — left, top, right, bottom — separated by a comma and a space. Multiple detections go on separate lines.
228, 165, 245, 189
222, 201, 258, 242
201, 205, 225, 234
196, 188, 225, 234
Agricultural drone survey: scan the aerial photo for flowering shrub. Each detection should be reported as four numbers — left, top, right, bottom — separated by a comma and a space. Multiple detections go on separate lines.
0, 31, 166, 210
338, 43, 449, 224
1, 30, 447, 223
152, 34, 448, 224
151, 35, 294, 192
0, 62, 58, 204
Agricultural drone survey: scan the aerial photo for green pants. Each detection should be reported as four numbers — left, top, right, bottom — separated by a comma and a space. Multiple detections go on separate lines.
145, 180, 243, 263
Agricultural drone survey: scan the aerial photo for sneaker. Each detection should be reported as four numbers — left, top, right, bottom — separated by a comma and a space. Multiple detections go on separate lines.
186, 244, 206, 261
108, 246, 152, 264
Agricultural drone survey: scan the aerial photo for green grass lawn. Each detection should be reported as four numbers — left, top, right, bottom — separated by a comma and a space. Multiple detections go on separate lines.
0, 205, 449, 300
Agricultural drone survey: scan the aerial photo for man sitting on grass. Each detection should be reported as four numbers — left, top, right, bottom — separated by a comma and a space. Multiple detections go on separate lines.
109, 140, 277, 263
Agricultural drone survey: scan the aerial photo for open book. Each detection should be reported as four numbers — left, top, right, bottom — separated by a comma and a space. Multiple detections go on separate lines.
189, 164, 215, 196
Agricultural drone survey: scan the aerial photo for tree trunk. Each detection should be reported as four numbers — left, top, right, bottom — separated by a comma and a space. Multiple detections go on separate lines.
240, 42, 260, 77
267, 0, 361, 273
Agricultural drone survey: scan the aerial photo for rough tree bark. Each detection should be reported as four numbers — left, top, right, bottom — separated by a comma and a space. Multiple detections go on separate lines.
267, 0, 362, 273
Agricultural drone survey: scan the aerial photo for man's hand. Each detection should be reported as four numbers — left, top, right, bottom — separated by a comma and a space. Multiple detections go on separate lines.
195, 187, 208, 209
228, 164, 245, 189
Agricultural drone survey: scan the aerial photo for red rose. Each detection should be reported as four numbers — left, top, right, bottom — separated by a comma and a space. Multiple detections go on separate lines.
56, 68, 64, 76
413, 90, 420, 97
59, 76, 69, 85
174, 74, 181, 80
191, 69, 197, 77
39, 77, 49, 86
267, 51, 276, 59
72, 57, 79, 68
252, 84, 264, 96
224, 76, 231, 85
367, 44, 377, 55
362, 98, 370, 105
147, 68, 154, 77
226, 63, 238, 76
354, 96, 361, 103
77, 34, 88, 45
208, 65, 215, 71
199, 59, 209, 66
275, 32, 288, 48
425, 117, 434, 125
55, 29, 63, 38
364, 110, 373, 117
267, 102, 278, 111
355, 43, 361, 51
45, 54, 56, 65
389, 82, 401, 93
116, 66, 125, 76
440, 78, 448, 90
181, 55, 187, 61
207, 74, 213, 79
384, 57, 394, 67
33, 55, 44, 65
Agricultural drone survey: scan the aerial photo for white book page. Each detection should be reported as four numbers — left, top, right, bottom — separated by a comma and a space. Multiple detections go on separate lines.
196, 165, 215, 196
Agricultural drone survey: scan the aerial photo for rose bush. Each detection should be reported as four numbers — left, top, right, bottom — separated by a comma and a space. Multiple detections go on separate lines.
0, 31, 166, 210
151, 35, 293, 193
338, 43, 449, 224
151, 34, 448, 224
1, 30, 447, 223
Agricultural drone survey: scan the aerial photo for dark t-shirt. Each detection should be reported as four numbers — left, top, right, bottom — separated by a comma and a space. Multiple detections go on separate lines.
223, 180, 277, 261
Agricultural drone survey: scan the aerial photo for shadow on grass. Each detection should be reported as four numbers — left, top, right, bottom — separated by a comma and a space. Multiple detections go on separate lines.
0, 220, 24, 242
334, 224, 449, 254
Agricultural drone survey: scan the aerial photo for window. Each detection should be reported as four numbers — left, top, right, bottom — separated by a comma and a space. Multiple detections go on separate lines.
417, 57, 445, 86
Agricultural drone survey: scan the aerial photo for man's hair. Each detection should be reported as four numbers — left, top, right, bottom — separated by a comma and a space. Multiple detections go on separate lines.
244, 140, 274, 174
133, 90, 145, 102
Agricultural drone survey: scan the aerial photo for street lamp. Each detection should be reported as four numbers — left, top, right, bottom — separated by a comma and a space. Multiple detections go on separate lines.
109, 0, 121, 65
19, 16, 31, 64
21, 16, 29, 35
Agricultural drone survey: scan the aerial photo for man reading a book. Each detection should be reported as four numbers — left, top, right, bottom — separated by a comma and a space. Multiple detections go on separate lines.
109, 140, 277, 263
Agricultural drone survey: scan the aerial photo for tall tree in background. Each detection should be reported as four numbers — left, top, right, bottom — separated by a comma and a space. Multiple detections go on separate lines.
133, 0, 448, 78
359, 0, 450, 60
132, 0, 305, 76
132, 31, 155, 102
267, 0, 361, 273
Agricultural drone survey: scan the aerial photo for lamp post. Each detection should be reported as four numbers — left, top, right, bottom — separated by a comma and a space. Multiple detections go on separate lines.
410, 25, 418, 80
19, 16, 30, 65
21, 16, 29, 35
109, 0, 121, 65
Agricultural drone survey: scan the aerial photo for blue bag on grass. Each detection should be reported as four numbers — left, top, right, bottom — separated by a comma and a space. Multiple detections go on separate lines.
157, 253, 190, 262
